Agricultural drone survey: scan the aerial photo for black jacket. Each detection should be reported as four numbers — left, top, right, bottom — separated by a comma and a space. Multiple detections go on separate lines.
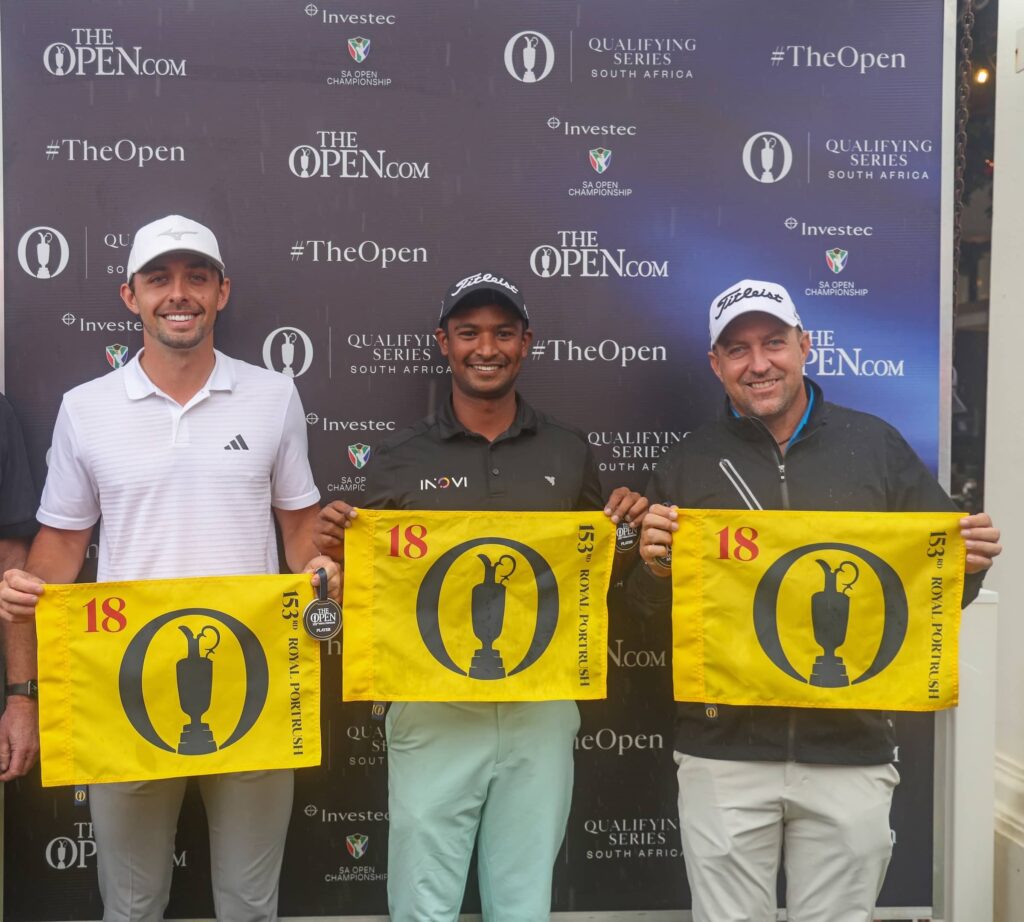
628, 379, 983, 765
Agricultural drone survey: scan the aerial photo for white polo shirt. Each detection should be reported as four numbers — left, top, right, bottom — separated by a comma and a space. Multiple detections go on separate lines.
38, 350, 320, 581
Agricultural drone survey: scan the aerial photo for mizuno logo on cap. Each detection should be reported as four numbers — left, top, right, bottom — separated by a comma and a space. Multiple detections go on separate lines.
158, 227, 198, 241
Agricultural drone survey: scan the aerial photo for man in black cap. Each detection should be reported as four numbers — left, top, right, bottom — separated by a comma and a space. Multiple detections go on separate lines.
316, 271, 646, 922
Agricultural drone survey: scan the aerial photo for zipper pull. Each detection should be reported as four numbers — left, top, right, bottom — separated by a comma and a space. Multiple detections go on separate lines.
778, 464, 786, 482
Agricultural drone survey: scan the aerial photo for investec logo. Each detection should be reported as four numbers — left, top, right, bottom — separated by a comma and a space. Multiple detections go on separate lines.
531, 231, 668, 279
44, 28, 187, 77
305, 804, 389, 823
783, 216, 874, 238
289, 130, 429, 180
547, 115, 637, 138
308, 415, 397, 434
310, 8, 397, 26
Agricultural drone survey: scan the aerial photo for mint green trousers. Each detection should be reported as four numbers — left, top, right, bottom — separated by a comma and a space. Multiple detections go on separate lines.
385, 700, 580, 922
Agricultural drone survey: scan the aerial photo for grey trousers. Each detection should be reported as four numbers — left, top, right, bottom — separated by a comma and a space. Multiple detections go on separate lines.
89, 769, 294, 922
675, 754, 899, 922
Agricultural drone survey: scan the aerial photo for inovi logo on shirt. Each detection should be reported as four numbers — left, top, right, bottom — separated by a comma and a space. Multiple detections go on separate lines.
419, 475, 468, 491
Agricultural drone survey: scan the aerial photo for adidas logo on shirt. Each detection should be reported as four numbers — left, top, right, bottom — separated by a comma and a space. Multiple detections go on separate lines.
224, 434, 249, 451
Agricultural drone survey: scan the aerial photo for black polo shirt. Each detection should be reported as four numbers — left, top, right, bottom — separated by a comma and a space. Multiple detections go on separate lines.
363, 394, 603, 513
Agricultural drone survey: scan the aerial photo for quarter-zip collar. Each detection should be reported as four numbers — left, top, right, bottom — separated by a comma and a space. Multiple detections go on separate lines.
723, 378, 827, 446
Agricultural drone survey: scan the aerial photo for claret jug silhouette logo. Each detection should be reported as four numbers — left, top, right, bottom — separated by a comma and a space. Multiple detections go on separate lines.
415, 538, 559, 680
753, 543, 908, 688
119, 608, 270, 755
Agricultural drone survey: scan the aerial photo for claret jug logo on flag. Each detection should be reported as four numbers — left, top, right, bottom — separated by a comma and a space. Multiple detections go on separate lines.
670, 510, 965, 711
343, 510, 614, 701
36, 574, 322, 787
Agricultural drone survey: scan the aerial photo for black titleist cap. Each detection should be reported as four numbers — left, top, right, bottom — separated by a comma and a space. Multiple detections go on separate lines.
438, 271, 529, 327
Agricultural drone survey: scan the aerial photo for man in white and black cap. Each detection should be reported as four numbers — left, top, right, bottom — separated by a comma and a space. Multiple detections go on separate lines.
315, 270, 647, 922
0, 214, 339, 921
630, 279, 1002, 922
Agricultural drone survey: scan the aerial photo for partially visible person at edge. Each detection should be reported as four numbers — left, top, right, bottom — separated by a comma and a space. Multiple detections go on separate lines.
315, 270, 647, 922
629, 278, 1001, 922
0, 392, 39, 781
0, 214, 340, 922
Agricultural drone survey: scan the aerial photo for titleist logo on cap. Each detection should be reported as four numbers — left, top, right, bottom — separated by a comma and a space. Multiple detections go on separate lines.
713, 285, 784, 320
450, 272, 519, 297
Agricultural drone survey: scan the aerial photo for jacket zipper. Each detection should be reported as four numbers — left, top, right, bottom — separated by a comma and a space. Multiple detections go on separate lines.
728, 412, 825, 761
782, 446, 795, 757
778, 461, 790, 509
744, 418, 792, 510
744, 417, 796, 756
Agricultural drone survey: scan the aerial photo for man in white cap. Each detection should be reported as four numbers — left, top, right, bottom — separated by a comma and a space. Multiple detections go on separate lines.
630, 279, 1001, 922
0, 215, 339, 921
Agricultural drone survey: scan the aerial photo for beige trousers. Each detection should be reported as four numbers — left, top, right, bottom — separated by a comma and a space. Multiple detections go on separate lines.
675, 753, 899, 922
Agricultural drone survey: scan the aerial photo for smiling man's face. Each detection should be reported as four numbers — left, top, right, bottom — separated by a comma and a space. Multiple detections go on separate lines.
121, 252, 229, 353
709, 311, 810, 428
435, 302, 531, 401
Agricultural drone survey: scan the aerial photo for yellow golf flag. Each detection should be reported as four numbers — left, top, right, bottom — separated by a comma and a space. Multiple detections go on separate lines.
37, 574, 321, 787
671, 510, 965, 711
343, 510, 614, 701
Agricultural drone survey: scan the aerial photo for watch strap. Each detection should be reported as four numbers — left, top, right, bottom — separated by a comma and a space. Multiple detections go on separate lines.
5, 679, 38, 699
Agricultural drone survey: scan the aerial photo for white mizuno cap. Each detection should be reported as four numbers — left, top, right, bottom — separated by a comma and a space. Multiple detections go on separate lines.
126, 215, 224, 282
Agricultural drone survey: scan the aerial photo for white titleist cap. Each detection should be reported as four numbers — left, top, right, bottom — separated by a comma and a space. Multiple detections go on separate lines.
708, 279, 802, 346
126, 215, 224, 282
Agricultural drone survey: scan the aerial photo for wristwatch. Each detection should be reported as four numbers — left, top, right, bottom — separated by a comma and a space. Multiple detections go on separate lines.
5, 679, 38, 699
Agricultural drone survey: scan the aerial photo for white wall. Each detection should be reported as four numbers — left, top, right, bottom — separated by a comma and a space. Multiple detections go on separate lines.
985, 2, 1024, 918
